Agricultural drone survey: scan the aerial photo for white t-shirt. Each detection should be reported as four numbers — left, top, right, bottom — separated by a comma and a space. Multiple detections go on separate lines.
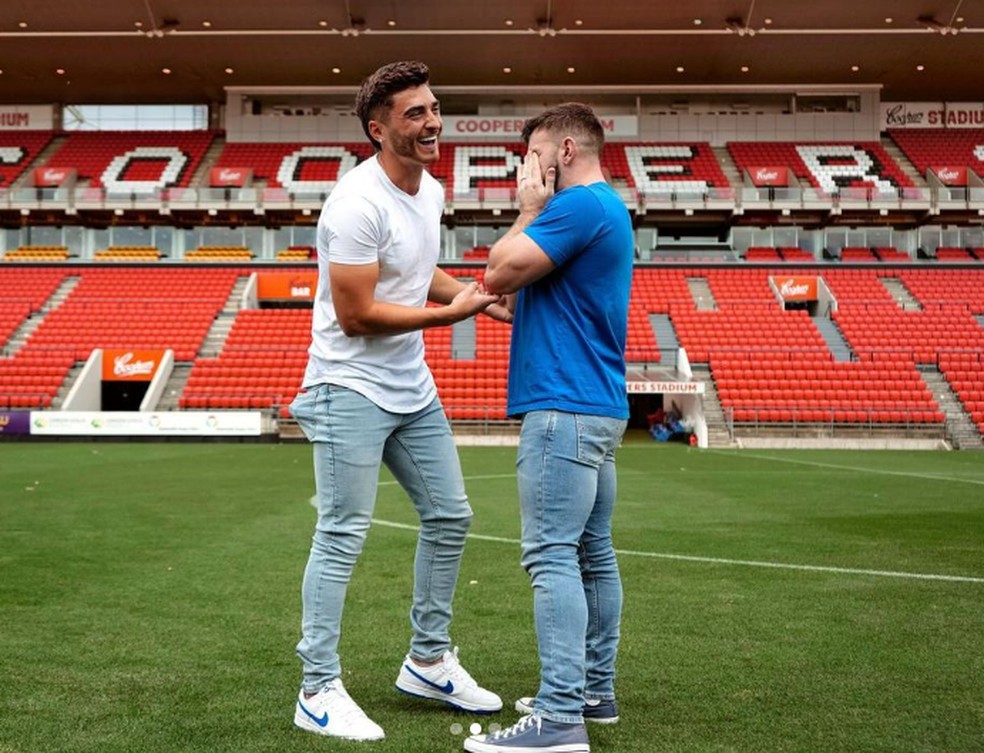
302, 154, 443, 413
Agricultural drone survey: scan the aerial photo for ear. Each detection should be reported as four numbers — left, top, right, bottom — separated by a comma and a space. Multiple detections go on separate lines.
368, 119, 385, 145
561, 136, 576, 164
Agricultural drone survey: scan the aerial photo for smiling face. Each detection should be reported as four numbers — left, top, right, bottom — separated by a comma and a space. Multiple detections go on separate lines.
372, 84, 442, 167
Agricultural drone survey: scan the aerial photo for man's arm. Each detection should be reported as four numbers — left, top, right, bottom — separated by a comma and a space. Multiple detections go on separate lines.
331, 262, 498, 337
484, 154, 557, 295
430, 266, 514, 323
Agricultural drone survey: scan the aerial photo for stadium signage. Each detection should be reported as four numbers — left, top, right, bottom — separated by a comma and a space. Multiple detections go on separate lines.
882, 101, 984, 129
257, 272, 318, 300
442, 115, 638, 139
28, 411, 262, 437
0, 105, 54, 130
34, 167, 75, 186
627, 381, 705, 394
749, 166, 789, 186
931, 166, 968, 185
102, 349, 164, 382
0, 411, 31, 435
210, 167, 253, 187
773, 276, 818, 301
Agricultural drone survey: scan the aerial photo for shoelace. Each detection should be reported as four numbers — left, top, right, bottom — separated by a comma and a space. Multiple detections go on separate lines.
442, 646, 477, 688
490, 714, 541, 741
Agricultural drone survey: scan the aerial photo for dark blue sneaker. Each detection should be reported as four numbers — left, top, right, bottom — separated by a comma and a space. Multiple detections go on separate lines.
463, 715, 589, 753
515, 696, 619, 724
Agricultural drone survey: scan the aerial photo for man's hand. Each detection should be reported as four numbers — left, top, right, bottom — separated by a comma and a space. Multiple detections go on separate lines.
482, 294, 514, 324
516, 152, 556, 215
448, 281, 500, 319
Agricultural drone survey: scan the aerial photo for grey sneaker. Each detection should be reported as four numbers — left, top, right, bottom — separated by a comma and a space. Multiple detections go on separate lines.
514, 696, 619, 724
463, 715, 589, 753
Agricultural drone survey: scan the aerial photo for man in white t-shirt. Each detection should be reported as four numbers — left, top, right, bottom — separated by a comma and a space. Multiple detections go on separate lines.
289, 60, 508, 742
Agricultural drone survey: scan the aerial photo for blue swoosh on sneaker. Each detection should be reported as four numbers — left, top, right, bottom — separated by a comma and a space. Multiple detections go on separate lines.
297, 699, 329, 728
405, 664, 454, 694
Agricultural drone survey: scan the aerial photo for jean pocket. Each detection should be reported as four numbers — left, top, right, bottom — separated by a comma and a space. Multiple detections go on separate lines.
575, 414, 627, 466
290, 384, 328, 442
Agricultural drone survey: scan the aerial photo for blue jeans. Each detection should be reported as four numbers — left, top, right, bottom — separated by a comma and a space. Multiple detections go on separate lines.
517, 410, 627, 724
290, 383, 473, 692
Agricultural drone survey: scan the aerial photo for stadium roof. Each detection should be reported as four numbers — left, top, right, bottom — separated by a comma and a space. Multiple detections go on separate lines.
0, 1, 981, 105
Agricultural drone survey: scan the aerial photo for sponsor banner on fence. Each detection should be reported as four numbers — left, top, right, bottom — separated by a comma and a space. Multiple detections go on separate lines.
34, 167, 77, 186
748, 166, 789, 187
0, 411, 32, 435
0, 105, 55, 130
931, 165, 969, 185
29, 411, 262, 436
210, 167, 253, 187
102, 349, 165, 382
627, 381, 705, 394
442, 115, 639, 138
256, 272, 318, 300
773, 275, 819, 301
883, 101, 984, 129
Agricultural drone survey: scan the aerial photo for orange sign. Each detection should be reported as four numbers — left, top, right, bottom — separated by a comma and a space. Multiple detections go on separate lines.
256, 272, 318, 300
102, 349, 165, 381
772, 276, 818, 301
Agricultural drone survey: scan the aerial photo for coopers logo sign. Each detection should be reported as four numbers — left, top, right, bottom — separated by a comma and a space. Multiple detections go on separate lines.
772, 276, 818, 301
257, 272, 318, 300
748, 166, 789, 186
931, 166, 968, 185
442, 115, 639, 139
883, 102, 984, 129
102, 349, 164, 381
210, 167, 253, 187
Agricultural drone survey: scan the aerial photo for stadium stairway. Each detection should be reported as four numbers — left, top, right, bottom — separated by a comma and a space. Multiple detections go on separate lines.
2, 276, 81, 356
881, 277, 922, 310
691, 364, 734, 447
920, 367, 984, 449
156, 364, 193, 411
10, 134, 68, 189
812, 316, 854, 362
880, 138, 929, 189
649, 313, 679, 369
50, 364, 84, 410
686, 277, 718, 310
712, 146, 743, 187
197, 275, 250, 358
192, 135, 226, 187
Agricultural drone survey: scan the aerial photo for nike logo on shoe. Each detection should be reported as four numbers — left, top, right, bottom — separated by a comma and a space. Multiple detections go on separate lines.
405, 664, 454, 694
298, 700, 329, 728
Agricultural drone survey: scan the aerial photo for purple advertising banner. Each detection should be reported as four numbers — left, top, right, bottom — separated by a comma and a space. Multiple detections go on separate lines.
0, 411, 32, 435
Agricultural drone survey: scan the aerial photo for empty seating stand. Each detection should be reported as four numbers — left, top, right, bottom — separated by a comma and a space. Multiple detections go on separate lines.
19, 268, 240, 363
728, 141, 913, 195
0, 130, 54, 187
3, 246, 70, 262
94, 246, 162, 262
186, 246, 254, 262
889, 128, 984, 178
276, 246, 315, 261
181, 309, 311, 411
41, 130, 216, 191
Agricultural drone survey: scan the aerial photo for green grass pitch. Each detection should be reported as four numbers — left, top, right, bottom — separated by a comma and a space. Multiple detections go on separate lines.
1, 441, 982, 752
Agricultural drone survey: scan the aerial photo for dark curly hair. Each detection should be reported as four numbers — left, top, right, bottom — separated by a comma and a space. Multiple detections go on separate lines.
521, 102, 605, 155
355, 60, 431, 150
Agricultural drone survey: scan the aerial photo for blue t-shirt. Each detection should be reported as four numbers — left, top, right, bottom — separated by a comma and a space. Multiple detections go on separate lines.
507, 182, 633, 419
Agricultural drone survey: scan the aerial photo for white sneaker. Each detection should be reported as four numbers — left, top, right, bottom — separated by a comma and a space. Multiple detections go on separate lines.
396, 646, 503, 713
294, 678, 385, 741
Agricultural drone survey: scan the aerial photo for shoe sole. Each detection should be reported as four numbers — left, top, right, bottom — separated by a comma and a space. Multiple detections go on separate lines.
395, 680, 502, 714
463, 737, 590, 753
513, 699, 618, 725
293, 707, 385, 741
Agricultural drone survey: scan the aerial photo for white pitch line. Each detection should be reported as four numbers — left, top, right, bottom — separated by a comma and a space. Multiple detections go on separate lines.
369, 518, 984, 584
704, 450, 984, 487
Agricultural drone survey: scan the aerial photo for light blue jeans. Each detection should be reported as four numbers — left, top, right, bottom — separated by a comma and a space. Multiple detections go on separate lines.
290, 383, 473, 692
518, 410, 627, 724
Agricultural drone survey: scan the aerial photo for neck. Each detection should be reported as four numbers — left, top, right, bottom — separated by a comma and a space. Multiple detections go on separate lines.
558, 160, 606, 191
377, 150, 424, 195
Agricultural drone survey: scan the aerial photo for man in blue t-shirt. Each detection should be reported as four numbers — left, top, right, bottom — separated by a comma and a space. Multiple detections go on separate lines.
465, 104, 633, 753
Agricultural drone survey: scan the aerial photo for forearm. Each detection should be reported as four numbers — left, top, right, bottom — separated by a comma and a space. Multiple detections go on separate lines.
428, 267, 466, 305
339, 298, 458, 337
